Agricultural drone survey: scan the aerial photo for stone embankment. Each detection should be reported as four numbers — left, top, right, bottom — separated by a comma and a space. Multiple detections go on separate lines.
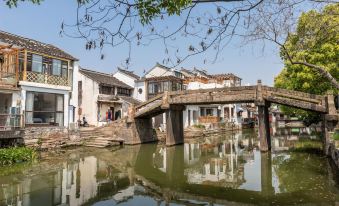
23, 127, 83, 150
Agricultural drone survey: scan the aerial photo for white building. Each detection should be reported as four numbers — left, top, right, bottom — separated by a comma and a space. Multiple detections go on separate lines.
142, 63, 184, 128
181, 68, 246, 128
112, 68, 149, 103
77, 68, 140, 126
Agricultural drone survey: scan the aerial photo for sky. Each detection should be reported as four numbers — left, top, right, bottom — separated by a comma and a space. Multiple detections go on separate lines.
0, 0, 285, 86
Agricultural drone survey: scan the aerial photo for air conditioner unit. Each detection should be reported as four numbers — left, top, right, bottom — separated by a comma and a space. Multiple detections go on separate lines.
10, 107, 20, 115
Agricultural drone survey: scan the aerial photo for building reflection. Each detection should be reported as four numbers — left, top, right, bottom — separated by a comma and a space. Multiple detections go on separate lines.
0, 155, 133, 206
152, 133, 259, 189
271, 126, 321, 151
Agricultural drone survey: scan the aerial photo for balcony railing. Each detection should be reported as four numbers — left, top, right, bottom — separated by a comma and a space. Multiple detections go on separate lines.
20, 71, 70, 87
98, 94, 120, 102
0, 71, 17, 87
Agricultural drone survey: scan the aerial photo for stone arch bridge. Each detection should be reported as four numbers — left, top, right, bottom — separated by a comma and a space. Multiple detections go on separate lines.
117, 80, 338, 152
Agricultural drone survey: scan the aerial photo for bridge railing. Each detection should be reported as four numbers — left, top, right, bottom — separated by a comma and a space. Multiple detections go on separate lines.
134, 83, 331, 117
262, 86, 326, 108
168, 85, 258, 96
263, 86, 325, 101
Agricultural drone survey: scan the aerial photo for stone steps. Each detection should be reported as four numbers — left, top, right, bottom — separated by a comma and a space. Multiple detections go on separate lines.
79, 121, 125, 148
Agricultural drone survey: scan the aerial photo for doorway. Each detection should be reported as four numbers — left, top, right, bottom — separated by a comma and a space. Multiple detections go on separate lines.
110, 107, 115, 120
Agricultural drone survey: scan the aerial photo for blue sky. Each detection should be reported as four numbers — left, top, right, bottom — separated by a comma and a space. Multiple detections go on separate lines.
0, 0, 284, 85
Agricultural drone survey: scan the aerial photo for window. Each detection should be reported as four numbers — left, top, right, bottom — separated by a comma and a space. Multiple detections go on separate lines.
138, 88, 143, 94
18, 52, 25, 72
200, 108, 205, 116
206, 109, 213, 116
61, 61, 68, 78
25, 92, 64, 126
172, 82, 182, 91
100, 86, 114, 95
32, 54, 43, 73
68, 68, 73, 88
154, 84, 159, 94
78, 81, 82, 106
117, 87, 130, 96
163, 82, 169, 91
148, 84, 154, 94
52, 59, 62, 76
174, 71, 183, 78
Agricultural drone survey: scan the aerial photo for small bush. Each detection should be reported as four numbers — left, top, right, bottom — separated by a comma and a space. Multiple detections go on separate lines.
334, 131, 339, 140
0, 147, 37, 166
193, 124, 205, 129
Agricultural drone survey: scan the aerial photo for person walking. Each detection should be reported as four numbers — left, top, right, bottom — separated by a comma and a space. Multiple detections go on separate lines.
108, 109, 112, 123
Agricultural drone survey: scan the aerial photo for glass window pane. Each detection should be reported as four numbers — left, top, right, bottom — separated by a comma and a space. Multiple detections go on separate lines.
26, 92, 34, 111
52, 59, 61, 76
56, 113, 63, 126
25, 111, 33, 124
33, 93, 56, 111
62, 61, 68, 78
32, 54, 42, 73
31, 112, 55, 124
56, 95, 64, 112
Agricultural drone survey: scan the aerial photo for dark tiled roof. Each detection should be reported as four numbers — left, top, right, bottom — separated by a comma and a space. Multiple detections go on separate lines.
193, 68, 209, 77
119, 96, 142, 105
145, 75, 183, 82
117, 68, 140, 79
144, 62, 171, 76
180, 68, 195, 77
0, 30, 77, 60
80, 68, 133, 89
209, 73, 242, 80
155, 62, 171, 71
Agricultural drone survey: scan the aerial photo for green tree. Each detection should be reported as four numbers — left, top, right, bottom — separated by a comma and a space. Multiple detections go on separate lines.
4, 0, 42, 8
274, 4, 339, 124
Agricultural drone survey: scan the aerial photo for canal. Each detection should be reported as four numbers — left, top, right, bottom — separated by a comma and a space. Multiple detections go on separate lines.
0, 128, 338, 205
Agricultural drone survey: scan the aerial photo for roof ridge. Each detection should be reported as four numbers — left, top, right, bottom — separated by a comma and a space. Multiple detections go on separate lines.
80, 67, 133, 89
0, 30, 77, 60
117, 67, 140, 79
80, 67, 114, 77
0, 30, 56, 48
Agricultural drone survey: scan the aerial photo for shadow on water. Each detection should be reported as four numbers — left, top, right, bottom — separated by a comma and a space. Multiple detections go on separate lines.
0, 128, 338, 206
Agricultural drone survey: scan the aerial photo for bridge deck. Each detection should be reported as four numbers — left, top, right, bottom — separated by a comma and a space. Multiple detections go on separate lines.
134, 85, 328, 118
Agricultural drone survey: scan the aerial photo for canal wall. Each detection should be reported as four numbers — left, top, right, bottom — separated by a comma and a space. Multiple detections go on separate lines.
23, 127, 82, 150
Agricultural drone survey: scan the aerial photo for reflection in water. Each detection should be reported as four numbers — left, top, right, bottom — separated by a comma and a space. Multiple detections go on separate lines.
0, 128, 338, 206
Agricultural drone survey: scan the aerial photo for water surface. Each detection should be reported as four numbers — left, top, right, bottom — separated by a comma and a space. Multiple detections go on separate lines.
0, 129, 338, 206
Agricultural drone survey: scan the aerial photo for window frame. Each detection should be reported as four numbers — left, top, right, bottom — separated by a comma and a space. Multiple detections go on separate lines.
31, 54, 43, 73
25, 92, 64, 126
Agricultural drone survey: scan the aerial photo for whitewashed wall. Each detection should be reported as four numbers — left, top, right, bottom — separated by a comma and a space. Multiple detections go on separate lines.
134, 81, 146, 102
113, 71, 136, 88
78, 72, 100, 126
186, 82, 224, 90
69, 62, 79, 125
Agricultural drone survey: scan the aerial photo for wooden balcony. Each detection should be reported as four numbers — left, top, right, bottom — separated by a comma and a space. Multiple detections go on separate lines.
0, 45, 20, 89
20, 71, 70, 87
